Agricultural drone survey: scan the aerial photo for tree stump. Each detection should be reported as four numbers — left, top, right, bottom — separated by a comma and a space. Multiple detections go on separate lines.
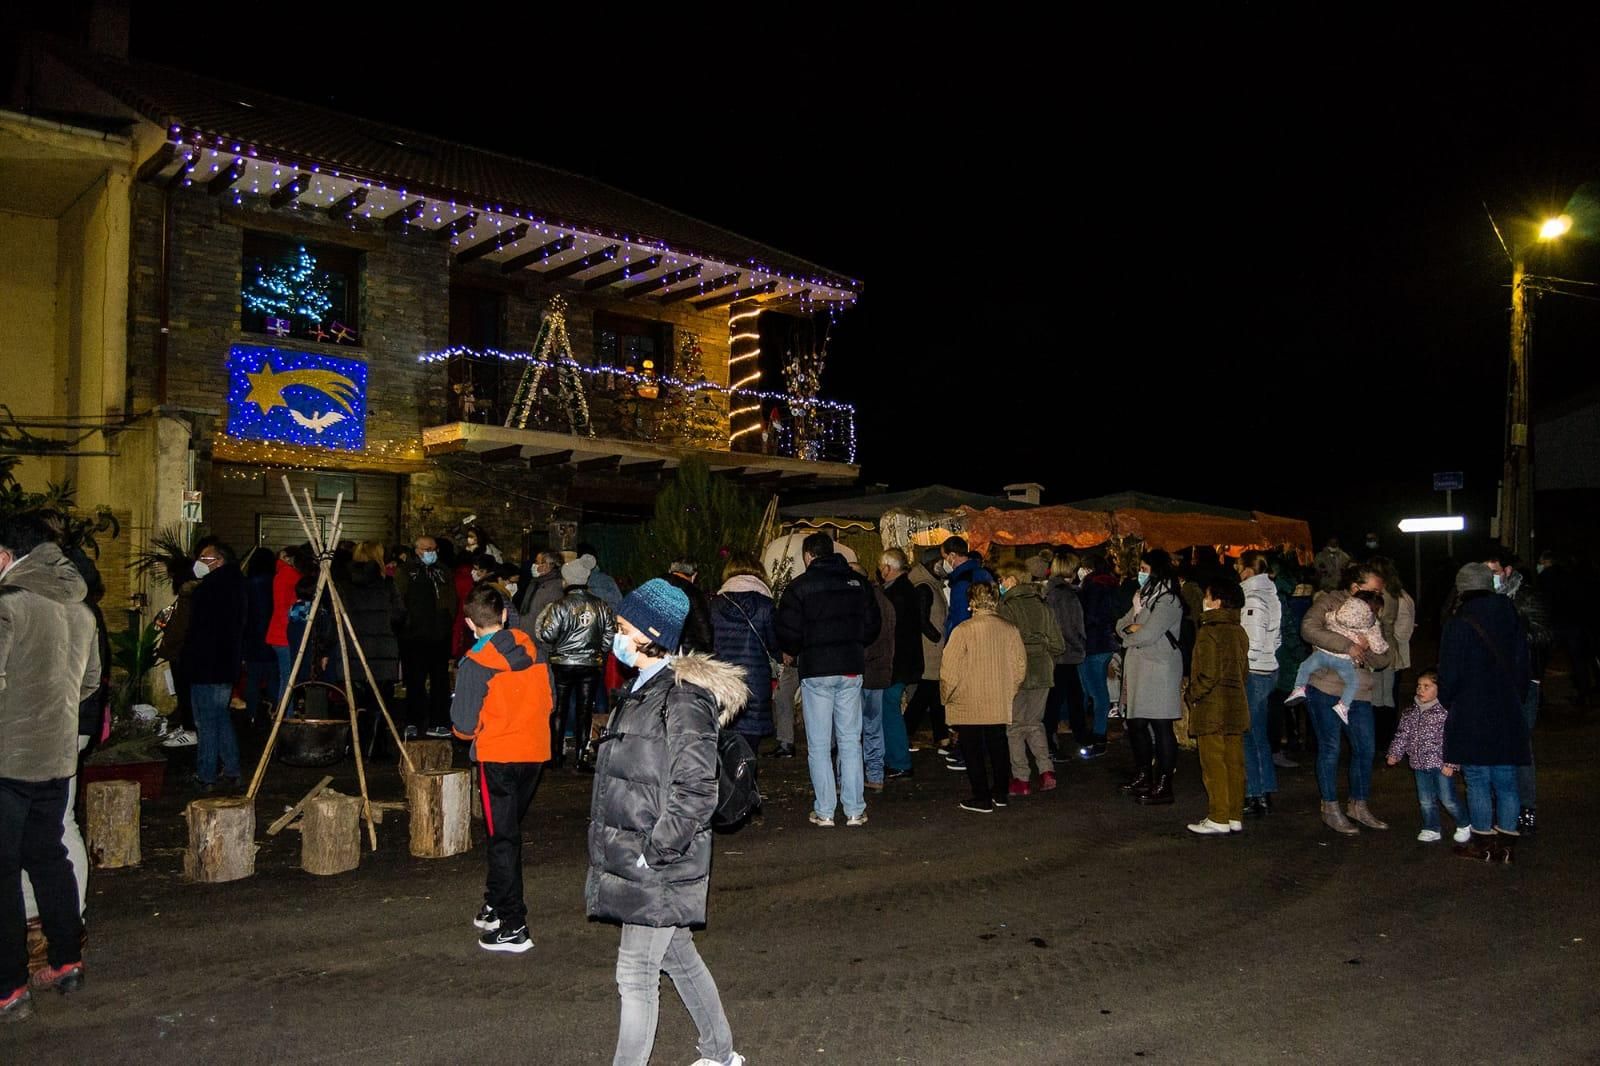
401, 739, 453, 784
183, 797, 256, 882
407, 768, 471, 858
85, 779, 141, 868
301, 790, 361, 876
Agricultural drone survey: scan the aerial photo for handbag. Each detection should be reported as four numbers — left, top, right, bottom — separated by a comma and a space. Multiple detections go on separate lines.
722, 594, 780, 675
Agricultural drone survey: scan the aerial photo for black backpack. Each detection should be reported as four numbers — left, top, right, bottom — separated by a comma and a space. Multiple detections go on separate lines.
712, 729, 761, 830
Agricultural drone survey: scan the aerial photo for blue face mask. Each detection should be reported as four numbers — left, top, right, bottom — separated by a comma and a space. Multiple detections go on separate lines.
1137, 571, 1151, 589
1492, 573, 1505, 593
420, 550, 438, 566
612, 631, 641, 668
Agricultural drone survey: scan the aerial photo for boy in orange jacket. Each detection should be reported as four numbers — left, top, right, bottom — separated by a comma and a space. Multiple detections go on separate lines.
451, 584, 552, 953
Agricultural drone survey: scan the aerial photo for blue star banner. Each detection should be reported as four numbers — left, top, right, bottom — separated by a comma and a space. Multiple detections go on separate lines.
225, 344, 368, 451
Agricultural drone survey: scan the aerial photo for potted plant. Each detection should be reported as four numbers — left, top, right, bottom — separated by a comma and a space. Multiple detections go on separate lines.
82, 621, 169, 798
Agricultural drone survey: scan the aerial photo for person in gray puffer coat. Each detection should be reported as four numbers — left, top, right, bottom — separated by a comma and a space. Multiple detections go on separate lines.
585, 578, 748, 1066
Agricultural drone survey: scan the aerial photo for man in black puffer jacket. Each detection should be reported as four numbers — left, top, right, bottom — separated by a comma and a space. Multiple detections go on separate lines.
775, 533, 881, 827
183, 540, 247, 791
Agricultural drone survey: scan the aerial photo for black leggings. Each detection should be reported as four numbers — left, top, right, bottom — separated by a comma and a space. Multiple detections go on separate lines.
1044, 663, 1086, 746
903, 679, 948, 743
551, 664, 601, 757
958, 723, 1010, 804
1127, 718, 1176, 775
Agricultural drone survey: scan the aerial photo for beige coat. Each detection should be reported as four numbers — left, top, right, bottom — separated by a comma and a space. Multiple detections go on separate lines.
939, 610, 1026, 726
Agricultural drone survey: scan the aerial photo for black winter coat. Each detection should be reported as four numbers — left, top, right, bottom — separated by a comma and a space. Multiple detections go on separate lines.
775, 553, 882, 680
1441, 592, 1531, 767
585, 654, 748, 928
883, 574, 927, 683
665, 572, 715, 653
243, 572, 276, 663
182, 564, 247, 685
330, 562, 403, 683
1080, 573, 1121, 656
395, 560, 455, 643
709, 587, 779, 739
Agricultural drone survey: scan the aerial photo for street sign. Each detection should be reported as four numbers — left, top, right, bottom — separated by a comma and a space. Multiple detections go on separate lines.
1433, 471, 1464, 491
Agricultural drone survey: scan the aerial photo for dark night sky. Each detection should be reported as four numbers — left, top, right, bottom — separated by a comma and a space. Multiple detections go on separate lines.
81, 13, 1600, 543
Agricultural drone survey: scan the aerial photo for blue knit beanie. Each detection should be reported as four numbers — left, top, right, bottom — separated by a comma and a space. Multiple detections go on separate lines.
618, 578, 690, 651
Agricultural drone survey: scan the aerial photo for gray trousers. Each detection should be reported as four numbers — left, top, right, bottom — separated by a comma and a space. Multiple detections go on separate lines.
774, 663, 799, 746
613, 923, 733, 1066
1007, 688, 1052, 780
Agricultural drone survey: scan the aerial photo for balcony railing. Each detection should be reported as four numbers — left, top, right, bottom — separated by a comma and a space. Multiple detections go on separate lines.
421, 349, 857, 466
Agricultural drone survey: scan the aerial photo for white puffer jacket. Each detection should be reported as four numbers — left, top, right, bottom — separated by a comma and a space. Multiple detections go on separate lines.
1240, 572, 1282, 673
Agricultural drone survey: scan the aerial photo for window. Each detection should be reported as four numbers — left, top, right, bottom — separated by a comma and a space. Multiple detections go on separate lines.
594, 311, 672, 377
448, 286, 506, 421
241, 232, 362, 345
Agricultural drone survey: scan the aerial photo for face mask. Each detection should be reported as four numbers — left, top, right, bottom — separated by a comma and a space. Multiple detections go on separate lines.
193, 560, 212, 580
1492, 573, 1505, 592
1536, 564, 1547, 575
420, 551, 438, 566
612, 631, 641, 668
998, 584, 1009, 598
1136, 571, 1151, 589
1365, 540, 1378, 550
505, 581, 518, 597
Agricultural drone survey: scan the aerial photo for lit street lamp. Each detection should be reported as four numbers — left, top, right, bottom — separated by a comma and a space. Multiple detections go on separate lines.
1497, 214, 1572, 558
1398, 515, 1466, 609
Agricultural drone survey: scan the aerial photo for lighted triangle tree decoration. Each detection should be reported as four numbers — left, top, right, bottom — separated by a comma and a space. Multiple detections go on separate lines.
242, 245, 335, 333
505, 296, 593, 436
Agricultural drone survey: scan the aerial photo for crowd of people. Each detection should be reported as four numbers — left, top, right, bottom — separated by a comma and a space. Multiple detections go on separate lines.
3, 508, 1595, 1060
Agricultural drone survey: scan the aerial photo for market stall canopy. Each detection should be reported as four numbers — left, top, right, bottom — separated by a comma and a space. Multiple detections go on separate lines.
779, 483, 1026, 523
955, 490, 1313, 557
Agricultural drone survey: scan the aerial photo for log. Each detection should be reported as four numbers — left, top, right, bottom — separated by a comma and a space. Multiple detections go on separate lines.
267, 774, 335, 835
406, 768, 471, 859
85, 779, 141, 868
301, 790, 361, 876
401, 739, 453, 783
183, 797, 256, 882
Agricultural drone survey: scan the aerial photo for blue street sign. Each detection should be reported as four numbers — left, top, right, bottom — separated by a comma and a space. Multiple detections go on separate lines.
1432, 471, 1464, 492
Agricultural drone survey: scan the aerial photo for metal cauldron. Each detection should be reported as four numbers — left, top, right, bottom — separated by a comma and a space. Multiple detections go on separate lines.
276, 683, 352, 767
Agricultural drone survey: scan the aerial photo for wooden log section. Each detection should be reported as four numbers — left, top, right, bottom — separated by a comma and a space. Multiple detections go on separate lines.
183, 797, 256, 883
301, 790, 362, 876
401, 739, 453, 783
407, 769, 471, 859
86, 779, 141, 869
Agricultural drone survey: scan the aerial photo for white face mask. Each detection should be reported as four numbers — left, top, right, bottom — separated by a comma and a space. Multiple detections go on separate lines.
505, 581, 518, 597
1076, 567, 1090, 581
193, 559, 212, 580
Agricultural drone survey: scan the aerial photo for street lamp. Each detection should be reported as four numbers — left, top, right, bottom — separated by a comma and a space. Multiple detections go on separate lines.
1497, 214, 1571, 559
1398, 515, 1466, 609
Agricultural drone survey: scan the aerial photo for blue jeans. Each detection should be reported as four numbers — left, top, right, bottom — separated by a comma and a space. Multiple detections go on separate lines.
1294, 649, 1358, 706
1243, 669, 1278, 797
191, 683, 241, 784
1518, 681, 1539, 809
272, 644, 293, 709
1413, 769, 1470, 832
243, 658, 279, 717
801, 675, 865, 819
1078, 652, 1114, 739
1462, 764, 1520, 833
1307, 689, 1373, 803
881, 682, 911, 772
862, 688, 886, 784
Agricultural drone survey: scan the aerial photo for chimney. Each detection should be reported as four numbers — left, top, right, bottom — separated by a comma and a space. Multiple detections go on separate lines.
87, 1, 130, 58
1003, 482, 1044, 506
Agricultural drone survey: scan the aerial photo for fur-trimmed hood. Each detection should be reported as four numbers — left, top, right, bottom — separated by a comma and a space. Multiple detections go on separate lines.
669, 652, 750, 726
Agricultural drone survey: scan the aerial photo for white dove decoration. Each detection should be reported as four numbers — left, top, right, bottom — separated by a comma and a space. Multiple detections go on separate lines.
289, 409, 347, 435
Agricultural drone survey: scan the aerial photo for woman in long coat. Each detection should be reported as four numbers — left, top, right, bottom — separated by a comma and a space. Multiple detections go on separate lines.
940, 581, 1027, 813
709, 555, 780, 756
1116, 549, 1185, 805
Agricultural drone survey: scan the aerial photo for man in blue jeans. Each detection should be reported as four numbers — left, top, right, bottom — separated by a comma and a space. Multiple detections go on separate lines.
182, 540, 247, 791
1301, 564, 1394, 835
776, 533, 881, 828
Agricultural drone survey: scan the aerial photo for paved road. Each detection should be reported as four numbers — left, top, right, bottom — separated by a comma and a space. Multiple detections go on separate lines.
5, 697, 1596, 1064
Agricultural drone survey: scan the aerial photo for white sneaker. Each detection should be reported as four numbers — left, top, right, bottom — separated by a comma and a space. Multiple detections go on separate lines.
808, 811, 835, 828
1333, 702, 1351, 725
1228, 820, 1243, 833
846, 813, 868, 827
1452, 825, 1473, 844
426, 725, 452, 738
1417, 829, 1442, 843
161, 727, 198, 748
688, 1054, 745, 1066
1187, 818, 1231, 835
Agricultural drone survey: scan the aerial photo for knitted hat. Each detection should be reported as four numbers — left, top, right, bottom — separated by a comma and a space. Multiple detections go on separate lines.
1455, 562, 1494, 594
618, 578, 690, 650
561, 557, 593, 586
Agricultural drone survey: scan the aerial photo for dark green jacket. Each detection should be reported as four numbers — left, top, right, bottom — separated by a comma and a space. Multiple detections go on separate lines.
998, 583, 1065, 690
1189, 608, 1250, 735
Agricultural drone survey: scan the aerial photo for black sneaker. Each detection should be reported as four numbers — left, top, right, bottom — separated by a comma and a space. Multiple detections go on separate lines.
1078, 743, 1107, 760
473, 904, 500, 931
885, 768, 913, 781
944, 760, 967, 772
992, 795, 1009, 809
772, 743, 796, 759
479, 924, 532, 953
959, 799, 995, 814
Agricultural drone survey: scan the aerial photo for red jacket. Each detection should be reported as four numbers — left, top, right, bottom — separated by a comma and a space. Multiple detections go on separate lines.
450, 628, 552, 763
266, 559, 298, 648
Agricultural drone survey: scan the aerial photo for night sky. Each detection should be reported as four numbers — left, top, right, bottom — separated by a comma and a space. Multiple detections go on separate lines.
45, 13, 1600, 547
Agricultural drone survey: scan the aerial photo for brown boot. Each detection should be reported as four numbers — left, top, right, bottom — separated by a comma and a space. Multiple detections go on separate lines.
1497, 830, 1520, 865
1346, 800, 1389, 830
1453, 831, 1498, 861
1321, 801, 1359, 835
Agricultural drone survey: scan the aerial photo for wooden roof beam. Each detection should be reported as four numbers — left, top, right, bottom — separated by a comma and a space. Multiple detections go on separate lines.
478, 444, 524, 464
383, 199, 427, 232
135, 143, 177, 182
584, 255, 663, 291
619, 459, 667, 478
574, 455, 621, 473
535, 244, 619, 283
269, 173, 311, 209
455, 223, 529, 266
327, 187, 368, 221
621, 263, 702, 299
432, 211, 479, 241
166, 153, 197, 190
500, 235, 577, 274
527, 449, 574, 469
659, 271, 740, 305
693, 279, 778, 310
207, 158, 246, 195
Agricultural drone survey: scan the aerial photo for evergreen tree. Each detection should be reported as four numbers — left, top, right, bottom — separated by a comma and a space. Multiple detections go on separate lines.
625, 457, 763, 585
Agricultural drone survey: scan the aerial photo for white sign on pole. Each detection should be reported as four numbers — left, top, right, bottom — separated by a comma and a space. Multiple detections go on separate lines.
181, 490, 204, 523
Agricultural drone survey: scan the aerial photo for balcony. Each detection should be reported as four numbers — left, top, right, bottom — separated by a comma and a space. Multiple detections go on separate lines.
420, 356, 859, 488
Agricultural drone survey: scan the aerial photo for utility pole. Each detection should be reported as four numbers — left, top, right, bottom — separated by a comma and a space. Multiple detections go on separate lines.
1498, 260, 1533, 559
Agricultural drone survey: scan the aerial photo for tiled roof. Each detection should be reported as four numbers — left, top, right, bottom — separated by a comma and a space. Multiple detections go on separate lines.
51, 45, 861, 292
